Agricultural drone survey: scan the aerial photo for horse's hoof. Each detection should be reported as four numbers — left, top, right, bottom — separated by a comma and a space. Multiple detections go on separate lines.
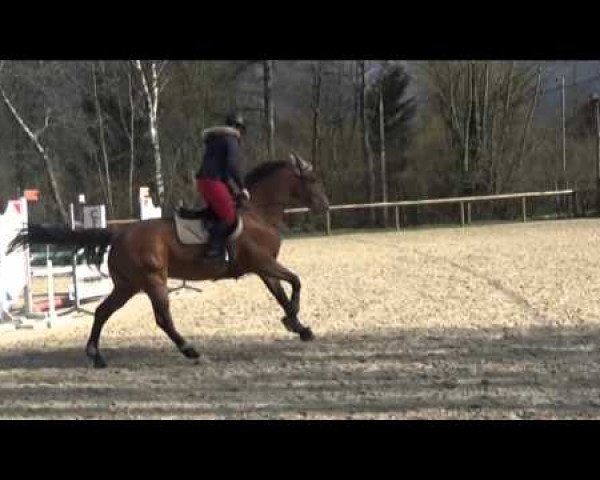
299, 328, 315, 342
93, 355, 107, 369
181, 345, 200, 359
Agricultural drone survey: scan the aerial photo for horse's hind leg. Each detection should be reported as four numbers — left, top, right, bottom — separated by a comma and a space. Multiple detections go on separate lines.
144, 275, 200, 360
86, 286, 136, 368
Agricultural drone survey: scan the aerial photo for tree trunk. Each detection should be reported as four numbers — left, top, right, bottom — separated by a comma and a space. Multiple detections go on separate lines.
448, 67, 463, 158
263, 60, 275, 161
91, 152, 108, 203
133, 60, 165, 208
336, 62, 344, 143
482, 63, 489, 153
358, 61, 376, 225
425, 61, 538, 196
490, 108, 498, 194
497, 61, 516, 176
149, 63, 164, 207
14, 124, 25, 196
463, 62, 473, 195
379, 88, 388, 227
311, 61, 322, 171
517, 67, 542, 169
332, 127, 338, 170
91, 62, 113, 216
116, 66, 137, 217
128, 70, 136, 217
472, 62, 480, 177
350, 61, 360, 143
0, 86, 69, 223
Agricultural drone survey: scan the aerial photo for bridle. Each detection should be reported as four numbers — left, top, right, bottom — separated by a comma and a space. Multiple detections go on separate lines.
245, 153, 313, 211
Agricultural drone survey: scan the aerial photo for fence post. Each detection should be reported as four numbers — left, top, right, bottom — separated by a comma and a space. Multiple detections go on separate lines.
283, 191, 571, 232
554, 181, 561, 216
47, 259, 55, 325
69, 203, 81, 310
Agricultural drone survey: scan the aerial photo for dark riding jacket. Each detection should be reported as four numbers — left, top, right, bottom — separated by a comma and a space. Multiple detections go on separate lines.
195, 126, 245, 191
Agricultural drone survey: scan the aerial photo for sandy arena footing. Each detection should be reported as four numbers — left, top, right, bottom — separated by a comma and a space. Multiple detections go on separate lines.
2, 219, 600, 419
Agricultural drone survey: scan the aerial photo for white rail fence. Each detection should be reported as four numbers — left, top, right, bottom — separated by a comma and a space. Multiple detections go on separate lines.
105, 189, 578, 235
285, 189, 578, 235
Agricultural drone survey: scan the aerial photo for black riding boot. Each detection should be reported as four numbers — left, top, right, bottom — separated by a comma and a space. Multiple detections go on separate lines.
204, 221, 231, 259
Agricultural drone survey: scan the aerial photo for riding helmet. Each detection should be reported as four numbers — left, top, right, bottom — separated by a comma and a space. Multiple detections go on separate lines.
225, 111, 246, 133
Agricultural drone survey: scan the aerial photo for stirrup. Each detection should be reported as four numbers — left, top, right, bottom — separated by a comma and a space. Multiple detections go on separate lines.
204, 234, 227, 257
205, 246, 225, 258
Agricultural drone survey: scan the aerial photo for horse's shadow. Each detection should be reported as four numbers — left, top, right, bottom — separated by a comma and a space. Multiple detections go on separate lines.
1, 325, 600, 418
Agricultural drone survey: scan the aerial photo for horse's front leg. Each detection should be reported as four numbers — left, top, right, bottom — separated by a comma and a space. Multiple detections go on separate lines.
259, 272, 314, 342
257, 257, 301, 314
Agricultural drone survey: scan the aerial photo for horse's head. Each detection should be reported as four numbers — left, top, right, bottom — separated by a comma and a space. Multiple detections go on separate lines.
287, 153, 329, 214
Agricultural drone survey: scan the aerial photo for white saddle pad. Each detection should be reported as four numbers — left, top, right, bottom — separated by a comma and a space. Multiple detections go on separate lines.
174, 216, 210, 245
174, 213, 244, 245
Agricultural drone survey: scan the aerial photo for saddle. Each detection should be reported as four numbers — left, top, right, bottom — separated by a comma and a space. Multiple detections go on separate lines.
174, 206, 243, 245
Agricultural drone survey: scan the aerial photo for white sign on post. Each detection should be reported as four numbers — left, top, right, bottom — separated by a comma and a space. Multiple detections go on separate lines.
83, 205, 107, 229
139, 187, 162, 220
0, 197, 28, 315
77, 204, 112, 302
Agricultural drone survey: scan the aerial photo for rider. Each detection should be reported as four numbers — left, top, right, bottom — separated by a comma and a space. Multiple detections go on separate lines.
195, 111, 250, 258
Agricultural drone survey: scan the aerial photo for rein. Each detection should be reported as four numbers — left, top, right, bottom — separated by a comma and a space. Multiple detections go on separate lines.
240, 161, 310, 215
244, 172, 306, 211
249, 201, 288, 209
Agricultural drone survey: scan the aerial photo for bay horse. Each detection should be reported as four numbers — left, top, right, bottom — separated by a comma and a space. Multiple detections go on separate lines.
8, 153, 329, 368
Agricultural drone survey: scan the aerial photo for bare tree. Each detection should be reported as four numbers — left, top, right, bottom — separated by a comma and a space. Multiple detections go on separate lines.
378, 88, 388, 225
311, 61, 323, 171
517, 67, 542, 169
91, 61, 114, 215
420, 61, 540, 194
116, 65, 138, 217
132, 60, 168, 208
0, 63, 69, 223
358, 61, 376, 224
263, 60, 275, 161
463, 62, 474, 194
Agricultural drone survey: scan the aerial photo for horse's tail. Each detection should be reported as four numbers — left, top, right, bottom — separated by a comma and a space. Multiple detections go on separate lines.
6, 224, 115, 269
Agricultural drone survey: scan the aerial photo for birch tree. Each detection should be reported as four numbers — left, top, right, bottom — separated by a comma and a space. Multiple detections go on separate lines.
132, 60, 168, 208
378, 89, 388, 225
311, 61, 323, 171
366, 62, 417, 205
263, 60, 275, 161
0, 61, 69, 223
420, 61, 541, 194
358, 60, 376, 224
116, 64, 139, 216
91, 61, 114, 215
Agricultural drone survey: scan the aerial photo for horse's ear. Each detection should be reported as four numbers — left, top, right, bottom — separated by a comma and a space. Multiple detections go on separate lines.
289, 151, 314, 175
290, 152, 302, 174
295, 152, 313, 173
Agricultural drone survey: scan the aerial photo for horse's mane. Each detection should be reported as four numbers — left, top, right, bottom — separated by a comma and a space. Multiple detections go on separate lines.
245, 160, 290, 188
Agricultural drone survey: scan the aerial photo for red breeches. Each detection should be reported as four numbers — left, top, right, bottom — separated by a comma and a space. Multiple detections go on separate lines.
196, 178, 236, 226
